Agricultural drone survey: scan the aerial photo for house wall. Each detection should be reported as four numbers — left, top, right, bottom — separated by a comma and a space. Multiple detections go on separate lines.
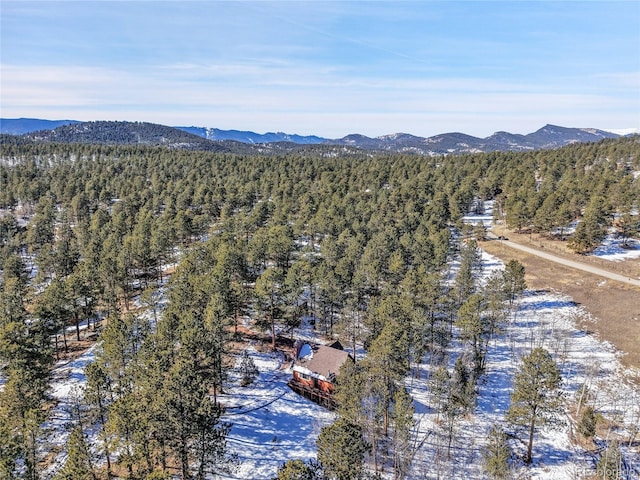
293, 370, 316, 389
316, 379, 334, 394
292, 371, 335, 394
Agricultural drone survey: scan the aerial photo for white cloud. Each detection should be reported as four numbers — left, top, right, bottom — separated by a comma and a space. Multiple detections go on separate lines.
2, 63, 638, 138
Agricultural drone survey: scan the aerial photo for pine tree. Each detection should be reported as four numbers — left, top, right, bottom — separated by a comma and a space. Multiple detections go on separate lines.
317, 418, 368, 480
578, 405, 597, 439
506, 347, 563, 463
567, 196, 610, 254
502, 259, 526, 304
451, 356, 474, 413
391, 388, 415, 480
0, 276, 54, 480
84, 361, 113, 477
274, 459, 321, 480
362, 315, 410, 436
429, 366, 450, 420
254, 267, 285, 350
453, 239, 482, 307
596, 440, 622, 480
53, 426, 96, 480
456, 294, 487, 374
482, 424, 511, 479
239, 350, 259, 386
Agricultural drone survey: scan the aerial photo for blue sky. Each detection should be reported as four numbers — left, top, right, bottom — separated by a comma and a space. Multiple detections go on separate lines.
1, 1, 639, 137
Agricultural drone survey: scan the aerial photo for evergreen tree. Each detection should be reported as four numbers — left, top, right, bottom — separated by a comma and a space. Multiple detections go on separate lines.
317, 418, 368, 480
26, 195, 56, 252
53, 209, 80, 278
482, 424, 512, 480
456, 294, 488, 374
482, 270, 508, 337
596, 440, 622, 480
53, 426, 96, 480
453, 239, 482, 307
362, 315, 410, 436
391, 388, 415, 480
239, 349, 259, 386
35, 277, 72, 357
506, 347, 563, 463
274, 459, 321, 480
502, 259, 527, 304
429, 366, 450, 421
578, 405, 597, 439
84, 361, 113, 478
567, 196, 610, 254
254, 267, 285, 350
450, 356, 474, 413
0, 276, 54, 480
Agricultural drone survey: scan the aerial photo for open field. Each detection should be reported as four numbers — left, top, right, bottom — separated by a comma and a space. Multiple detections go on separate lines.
480, 232, 640, 371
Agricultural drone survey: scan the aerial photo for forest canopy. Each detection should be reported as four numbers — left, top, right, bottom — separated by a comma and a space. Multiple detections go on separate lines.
0, 135, 638, 479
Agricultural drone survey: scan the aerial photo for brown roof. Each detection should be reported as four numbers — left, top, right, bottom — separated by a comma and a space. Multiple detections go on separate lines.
295, 345, 351, 380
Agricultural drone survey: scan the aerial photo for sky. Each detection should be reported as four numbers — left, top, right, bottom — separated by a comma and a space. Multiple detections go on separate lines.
1, 1, 639, 138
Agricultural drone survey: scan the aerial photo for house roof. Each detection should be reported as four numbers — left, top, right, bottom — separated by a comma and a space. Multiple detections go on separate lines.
293, 344, 351, 381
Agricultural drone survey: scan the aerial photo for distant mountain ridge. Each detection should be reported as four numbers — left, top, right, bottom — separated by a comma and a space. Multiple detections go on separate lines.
327, 125, 619, 154
0, 118, 80, 135
0, 118, 624, 155
15, 121, 231, 152
178, 124, 620, 153
177, 126, 326, 145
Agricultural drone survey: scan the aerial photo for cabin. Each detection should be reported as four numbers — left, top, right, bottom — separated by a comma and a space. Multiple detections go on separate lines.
287, 340, 352, 409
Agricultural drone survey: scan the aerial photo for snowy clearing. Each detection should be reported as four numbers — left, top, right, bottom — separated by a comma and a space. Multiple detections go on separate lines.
406, 250, 639, 480
219, 347, 334, 479
592, 235, 640, 262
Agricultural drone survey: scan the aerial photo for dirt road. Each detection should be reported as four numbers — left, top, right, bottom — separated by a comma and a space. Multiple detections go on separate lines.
481, 234, 640, 369
497, 239, 640, 288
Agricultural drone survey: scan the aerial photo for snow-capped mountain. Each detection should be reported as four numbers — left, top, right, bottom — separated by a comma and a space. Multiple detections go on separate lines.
176, 126, 325, 145
1, 119, 626, 155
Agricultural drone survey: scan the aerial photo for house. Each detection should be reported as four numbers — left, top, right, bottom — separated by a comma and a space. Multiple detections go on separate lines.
287, 340, 352, 409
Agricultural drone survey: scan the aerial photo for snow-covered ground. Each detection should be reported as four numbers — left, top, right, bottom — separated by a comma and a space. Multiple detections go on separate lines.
445, 202, 640, 479
219, 346, 334, 479
37, 199, 639, 479
42, 345, 97, 479
462, 199, 495, 228
407, 251, 640, 480
592, 235, 640, 262
216, 245, 640, 479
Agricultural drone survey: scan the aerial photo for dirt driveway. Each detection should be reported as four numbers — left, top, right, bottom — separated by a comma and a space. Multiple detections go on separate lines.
480, 232, 640, 371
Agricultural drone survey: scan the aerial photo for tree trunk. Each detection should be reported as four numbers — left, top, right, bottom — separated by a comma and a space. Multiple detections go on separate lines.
75, 311, 81, 341
197, 427, 206, 480
271, 315, 276, 350
526, 412, 536, 463
62, 325, 68, 352
373, 434, 378, 472
104, 439, 112, 479
180, 429, 190, 480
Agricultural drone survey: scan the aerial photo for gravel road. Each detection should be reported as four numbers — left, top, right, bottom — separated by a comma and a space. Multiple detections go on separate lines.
497, 239, 640, 288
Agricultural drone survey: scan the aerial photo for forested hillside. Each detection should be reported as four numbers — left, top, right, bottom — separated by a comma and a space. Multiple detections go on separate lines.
0, 136, 638, 479
15, 121, 231, 151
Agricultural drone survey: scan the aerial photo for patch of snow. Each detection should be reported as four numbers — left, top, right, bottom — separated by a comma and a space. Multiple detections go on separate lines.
407, 251, 640, 479
220, 347, 334, 479
591, 235, 640, 262
42, 345, 97, 479
462, 199, 495, 228
604, 128, 640, 136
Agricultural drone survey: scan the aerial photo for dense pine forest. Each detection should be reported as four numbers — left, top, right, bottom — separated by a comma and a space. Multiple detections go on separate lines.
0, 136, 639, 479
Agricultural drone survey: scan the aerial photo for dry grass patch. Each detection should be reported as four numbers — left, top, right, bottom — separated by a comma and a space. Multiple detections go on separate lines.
480, 238, 640, 371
